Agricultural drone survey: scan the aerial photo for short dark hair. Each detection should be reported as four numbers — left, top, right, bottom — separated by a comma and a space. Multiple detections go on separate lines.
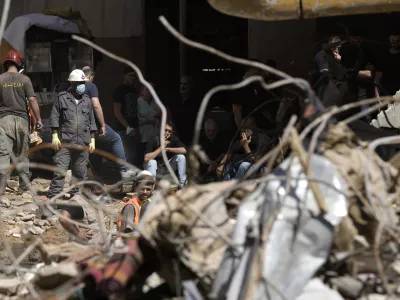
166, 120, 175, 129
82, 66, 94, 77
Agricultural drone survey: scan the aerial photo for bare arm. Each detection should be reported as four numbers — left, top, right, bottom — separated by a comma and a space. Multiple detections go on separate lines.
59, 210, 80, 237
113, 103, 130, 129
144, 147, 162, 162
166, 147, 187, 155
375, 71, 382, 98
28, 96, 41, 125
232, 104, 243, 129
91, 97, 106, 128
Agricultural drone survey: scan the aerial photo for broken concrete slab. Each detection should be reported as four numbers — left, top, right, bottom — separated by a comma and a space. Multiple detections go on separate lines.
24, 221, 33, 227
6, 228, 21, 237
34, 220, 50, 228
16, 212, 26, 217
0, 198, 10, 208
6, 220, 16, 225
0, 278, 21, 295
19, 214, 35, 222
29, 226, 45, 235
34, 262, 78, 290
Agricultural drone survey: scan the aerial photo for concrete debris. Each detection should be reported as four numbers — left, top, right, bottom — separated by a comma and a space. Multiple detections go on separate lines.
21, 192, 33, 199
392, 261, 400, 275
0, 197, 10, 208
16, 212, 26, 217
330, 276, 364, 298
358, 295, 400, 300
6, 228, 21, 237
24, 221, 33, 227
34, 262, 78, 290
6, 180, 19, 189
11, 200, 24, 207
28, 226, 45, 235
6, 220, 16, 225
19, 214, 35, 222
47, 215, 58, 226
0, 278, 21, 295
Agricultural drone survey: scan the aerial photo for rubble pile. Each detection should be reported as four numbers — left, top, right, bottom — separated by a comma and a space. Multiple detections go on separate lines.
0, 121, 397, 299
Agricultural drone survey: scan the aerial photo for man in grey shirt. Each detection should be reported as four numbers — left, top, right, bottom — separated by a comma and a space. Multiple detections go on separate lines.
47, 69, 97, 200
0, 50, 42, 205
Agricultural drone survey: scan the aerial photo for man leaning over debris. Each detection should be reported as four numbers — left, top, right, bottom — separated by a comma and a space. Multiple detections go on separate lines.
0, 50, 42, 205
118, 170, 155, 232
46, 70, 97, 206
58, 181, 105, 244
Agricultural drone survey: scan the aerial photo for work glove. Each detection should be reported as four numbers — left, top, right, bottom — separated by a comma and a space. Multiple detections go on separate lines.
89, 138, 95, 153
51, 133, 61, 151
126, 127, 135, 136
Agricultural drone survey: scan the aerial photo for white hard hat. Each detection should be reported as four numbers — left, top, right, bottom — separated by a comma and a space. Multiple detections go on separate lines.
68, 69, 86, 82
136, 170, 155, 182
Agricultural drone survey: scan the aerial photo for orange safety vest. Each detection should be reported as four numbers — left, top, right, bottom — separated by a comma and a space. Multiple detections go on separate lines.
118, 196, 141, 229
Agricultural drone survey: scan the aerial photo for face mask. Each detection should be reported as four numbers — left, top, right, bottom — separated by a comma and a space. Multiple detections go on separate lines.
76, 84, 86, 95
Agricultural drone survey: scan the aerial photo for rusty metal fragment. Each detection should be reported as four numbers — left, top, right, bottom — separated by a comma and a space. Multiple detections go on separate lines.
208, 0, 400, 20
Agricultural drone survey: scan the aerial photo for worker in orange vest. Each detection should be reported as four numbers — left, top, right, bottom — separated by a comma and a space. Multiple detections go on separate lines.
118, 170, 155, 233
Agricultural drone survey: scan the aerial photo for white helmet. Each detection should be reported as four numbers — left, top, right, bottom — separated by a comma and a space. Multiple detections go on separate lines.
68, 69, 86, 82
136, 170, 155, 183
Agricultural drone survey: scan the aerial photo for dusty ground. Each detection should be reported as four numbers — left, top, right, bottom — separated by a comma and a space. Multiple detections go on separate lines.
0, 176, 125, 266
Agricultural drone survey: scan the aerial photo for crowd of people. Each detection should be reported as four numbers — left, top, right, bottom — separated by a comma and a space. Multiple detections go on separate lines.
0, 29, 399, 240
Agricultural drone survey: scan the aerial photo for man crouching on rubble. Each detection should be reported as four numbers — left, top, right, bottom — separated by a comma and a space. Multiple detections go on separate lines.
45, 70, 97, 215
58, 181, 104, 243
118, 170, 155, 232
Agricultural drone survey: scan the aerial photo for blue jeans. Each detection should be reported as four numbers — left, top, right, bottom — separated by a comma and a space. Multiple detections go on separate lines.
144, 154, 187, 187
93, 124, 128, 172
223, 161, 252, 181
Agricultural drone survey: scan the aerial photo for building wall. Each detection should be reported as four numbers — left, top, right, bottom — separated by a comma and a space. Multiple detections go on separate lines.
248, 19, 317, 78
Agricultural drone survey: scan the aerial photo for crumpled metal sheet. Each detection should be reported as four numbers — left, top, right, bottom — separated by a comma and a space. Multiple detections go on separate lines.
208, 0, 400, 20
211, 154, 348, 300
140, 181, 238, 293
296, 278, 345, 300
320, 124, 399, 233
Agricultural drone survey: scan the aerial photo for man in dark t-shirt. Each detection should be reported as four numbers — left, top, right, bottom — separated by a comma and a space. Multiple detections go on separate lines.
231, 60, 279, 132
0, 50, 42, 201
113, 68, 140, 165
82, 66, 134, 179
376, 32, 400, 96
143, 121, 187, 188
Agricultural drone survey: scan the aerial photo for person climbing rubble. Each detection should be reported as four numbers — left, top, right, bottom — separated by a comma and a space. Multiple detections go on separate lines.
118, 170, 155, 232
44, 70, 97, 216
0, 50, 42, 206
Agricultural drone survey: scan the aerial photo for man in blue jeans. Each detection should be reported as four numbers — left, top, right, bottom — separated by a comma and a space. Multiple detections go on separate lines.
143, 121, 187, 188
82, 66, 135, 179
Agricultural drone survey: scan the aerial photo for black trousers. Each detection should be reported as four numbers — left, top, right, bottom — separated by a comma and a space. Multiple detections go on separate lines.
48, 148, 88, 198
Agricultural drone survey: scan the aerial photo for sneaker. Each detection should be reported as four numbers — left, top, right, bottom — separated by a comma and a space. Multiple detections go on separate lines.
120, 169, 137, 180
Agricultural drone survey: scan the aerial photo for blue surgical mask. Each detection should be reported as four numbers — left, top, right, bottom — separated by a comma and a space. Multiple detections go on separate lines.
76, 84, 86, 95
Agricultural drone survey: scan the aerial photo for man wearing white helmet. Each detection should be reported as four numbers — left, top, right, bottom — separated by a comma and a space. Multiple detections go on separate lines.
47, 69, 97, 202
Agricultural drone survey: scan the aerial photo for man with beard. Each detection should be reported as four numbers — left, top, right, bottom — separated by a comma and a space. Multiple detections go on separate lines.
375, 31, 400, 96
118, 171, 155, 232
143, 121, 187, 188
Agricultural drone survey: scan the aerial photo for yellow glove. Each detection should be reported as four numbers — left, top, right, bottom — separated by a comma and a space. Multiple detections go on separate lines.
89, 138, 95, 153
51, 133, 61, 151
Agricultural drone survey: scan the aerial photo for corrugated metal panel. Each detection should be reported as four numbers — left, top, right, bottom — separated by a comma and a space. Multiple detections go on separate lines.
208, 0, 400, 20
